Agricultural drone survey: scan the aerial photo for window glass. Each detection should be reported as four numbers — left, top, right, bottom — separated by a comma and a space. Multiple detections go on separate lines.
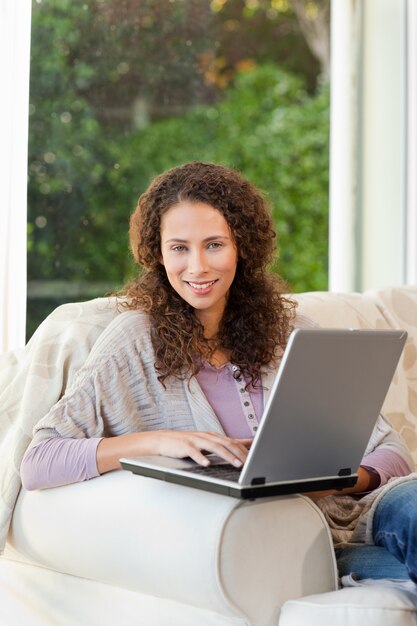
27, 0, 330, 338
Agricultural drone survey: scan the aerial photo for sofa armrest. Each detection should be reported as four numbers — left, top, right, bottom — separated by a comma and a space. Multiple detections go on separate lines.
5, 471, 337, 626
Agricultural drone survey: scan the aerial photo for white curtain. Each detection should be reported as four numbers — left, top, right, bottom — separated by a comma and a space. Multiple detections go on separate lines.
407, 0, 417, 284
0, 0, 32, 353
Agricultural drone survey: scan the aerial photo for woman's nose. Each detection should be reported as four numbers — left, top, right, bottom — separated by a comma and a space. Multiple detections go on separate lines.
188, 249, 209, 274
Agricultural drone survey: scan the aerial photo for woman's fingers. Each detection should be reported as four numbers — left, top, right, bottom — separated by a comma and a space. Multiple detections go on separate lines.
182, 433, 246, 467
201, 438, 245, 467
157, 430, 249, 467
186, 447, 212, 467
237, 438, 253, 449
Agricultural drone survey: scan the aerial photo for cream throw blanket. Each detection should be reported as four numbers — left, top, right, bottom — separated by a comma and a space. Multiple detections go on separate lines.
0, 298, 118, 554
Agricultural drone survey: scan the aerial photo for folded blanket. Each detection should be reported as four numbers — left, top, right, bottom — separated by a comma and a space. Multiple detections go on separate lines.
0, 298, 118, 553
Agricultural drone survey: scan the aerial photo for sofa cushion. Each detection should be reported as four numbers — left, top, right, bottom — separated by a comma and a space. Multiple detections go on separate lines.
293, 291, 391, 330
279, 587, 417, 626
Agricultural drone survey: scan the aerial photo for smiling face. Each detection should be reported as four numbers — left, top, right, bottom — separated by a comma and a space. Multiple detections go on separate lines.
160, 201, 238, 335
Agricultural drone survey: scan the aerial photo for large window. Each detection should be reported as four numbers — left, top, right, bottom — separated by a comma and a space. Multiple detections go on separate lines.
27, 0, 330, 338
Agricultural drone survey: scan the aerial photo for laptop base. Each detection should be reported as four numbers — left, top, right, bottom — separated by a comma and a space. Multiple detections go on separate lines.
120, 458, 358, 499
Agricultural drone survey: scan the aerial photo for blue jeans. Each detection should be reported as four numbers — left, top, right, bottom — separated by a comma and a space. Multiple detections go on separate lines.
336, 481, 417, 581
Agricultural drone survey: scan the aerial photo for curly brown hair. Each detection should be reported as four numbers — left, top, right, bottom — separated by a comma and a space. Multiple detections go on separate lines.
121, 161, 296, 386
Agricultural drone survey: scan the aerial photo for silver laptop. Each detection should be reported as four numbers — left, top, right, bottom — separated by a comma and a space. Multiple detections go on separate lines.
121, 328, 407, 499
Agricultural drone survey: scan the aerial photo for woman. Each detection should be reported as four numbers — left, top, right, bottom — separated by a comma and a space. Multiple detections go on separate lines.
20, 161, 416, 582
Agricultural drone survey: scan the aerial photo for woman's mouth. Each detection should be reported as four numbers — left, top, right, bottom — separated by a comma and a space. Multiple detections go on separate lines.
185, 279, 218, 294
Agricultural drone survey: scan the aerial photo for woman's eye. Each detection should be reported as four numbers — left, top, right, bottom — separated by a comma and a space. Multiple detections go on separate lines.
207, 242, 222, 250
172, 245, 186, 252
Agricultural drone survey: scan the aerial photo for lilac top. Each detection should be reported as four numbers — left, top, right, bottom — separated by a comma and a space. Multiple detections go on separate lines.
361, 445, 412, 485
195, 361, 264, 438
20, 363, 412, 490
21, 436, 103, 491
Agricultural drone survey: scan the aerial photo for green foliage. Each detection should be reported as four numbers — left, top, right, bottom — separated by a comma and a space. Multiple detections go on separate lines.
28, 1, 112, 280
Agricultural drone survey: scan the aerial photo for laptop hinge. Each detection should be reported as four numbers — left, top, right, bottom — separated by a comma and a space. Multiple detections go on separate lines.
251, 477, 266, 486
338, 468, 352, 476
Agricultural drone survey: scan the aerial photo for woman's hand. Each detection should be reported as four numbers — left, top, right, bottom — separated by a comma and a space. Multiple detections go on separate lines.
96, 430, 252, 475
154, 430, 252, 468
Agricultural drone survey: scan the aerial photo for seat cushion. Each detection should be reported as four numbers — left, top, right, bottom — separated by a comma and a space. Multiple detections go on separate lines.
279, 587, 417, 626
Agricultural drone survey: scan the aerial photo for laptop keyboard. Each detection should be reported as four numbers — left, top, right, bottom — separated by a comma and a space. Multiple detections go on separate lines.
182, 464, 241, 482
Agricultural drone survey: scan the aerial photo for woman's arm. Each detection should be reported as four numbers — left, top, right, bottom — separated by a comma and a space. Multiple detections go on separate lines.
360, 445, 412, 486
21, 431, 251, 490
339, 465, 381, 494
306, 466, 380, 499
308, 444, 413, 499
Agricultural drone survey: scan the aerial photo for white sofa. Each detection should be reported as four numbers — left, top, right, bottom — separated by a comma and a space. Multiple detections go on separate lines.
1, 286, 417, 626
